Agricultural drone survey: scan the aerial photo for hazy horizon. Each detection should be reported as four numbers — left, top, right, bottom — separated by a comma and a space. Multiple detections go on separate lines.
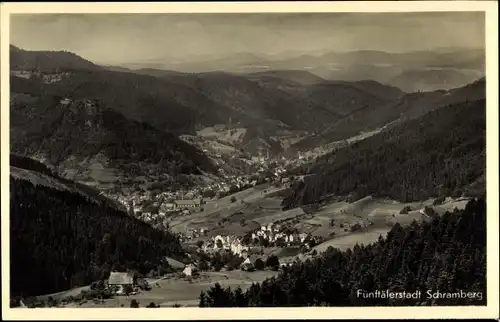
11, 12, 485, 65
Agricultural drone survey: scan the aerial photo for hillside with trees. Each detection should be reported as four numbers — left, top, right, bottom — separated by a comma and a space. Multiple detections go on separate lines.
387, 69, 482, 92
10, 154, 125, 210
10, 94, 217, 188
292, 78, 485, 151
10, 45, 104, 72
200, 198, 486, 306
10, 46, 411, 156
283, 97, 485, 209
10, 173, 185, 297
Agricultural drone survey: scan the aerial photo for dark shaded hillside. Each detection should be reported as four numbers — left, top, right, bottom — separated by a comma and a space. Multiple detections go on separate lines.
246, 70, 327, 85
10, 154, 125, 210
298, 82, 393, 117
10, 176, 185, 297
10, 154, 54, 177
11, 65, 381, 157
11, 70, 241, 135
130, 68, 401, 132
179, 72, 342, 130
387, 69, 483, 92
10, 96, 217, 186
10, 45, 103, 72
327, 79, 405, 100
292, 78, 485, 150
283, 98, 485, 209
201, 198, 486, 306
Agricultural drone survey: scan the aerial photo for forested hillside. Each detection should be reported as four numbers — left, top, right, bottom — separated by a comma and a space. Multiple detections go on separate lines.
292, 78, 485, 150
10, 45, 103, 72
283, 98, 485, 209
387, 69, 481, 92
10, 176, 185, 297
10, 95, 217, 187
10, 154, 125, 210
200, 198, 486, 306
10, 48, 408, 157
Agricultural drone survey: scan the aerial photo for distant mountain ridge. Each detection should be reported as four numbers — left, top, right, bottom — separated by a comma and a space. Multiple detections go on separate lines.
121, 48, 485, 92
10, 45, 103, 72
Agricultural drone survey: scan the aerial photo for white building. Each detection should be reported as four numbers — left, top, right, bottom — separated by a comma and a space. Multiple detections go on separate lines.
164, 203, 176, 212
182, 264, 198, 277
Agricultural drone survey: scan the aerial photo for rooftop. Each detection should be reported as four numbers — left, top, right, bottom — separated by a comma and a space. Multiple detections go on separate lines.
174, 199, 202, 205
108, 272, 133, 285
166, 257, 186, 269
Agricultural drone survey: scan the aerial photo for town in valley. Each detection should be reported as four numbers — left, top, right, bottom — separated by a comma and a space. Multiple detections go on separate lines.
6, 9, 491, 310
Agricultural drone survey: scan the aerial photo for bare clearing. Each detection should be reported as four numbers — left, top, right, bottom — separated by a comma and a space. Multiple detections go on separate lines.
196, 127, 247, 145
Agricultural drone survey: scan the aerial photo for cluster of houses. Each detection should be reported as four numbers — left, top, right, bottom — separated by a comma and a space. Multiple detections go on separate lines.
121, 193, 205, 217
201, 235, 249, 256
112, 174, 263, 219
197, 223, 316, 258
179, 228, 208, 241
201, 174, 260, 197
249, 225, 312, 247
161, 199, 204, 213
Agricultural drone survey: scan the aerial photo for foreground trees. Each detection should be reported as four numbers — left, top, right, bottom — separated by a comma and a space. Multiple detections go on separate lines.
200, 199, 486, 306
10, 178, 185, 297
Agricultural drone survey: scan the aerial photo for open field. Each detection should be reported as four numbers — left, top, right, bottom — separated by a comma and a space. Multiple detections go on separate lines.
169, 184, 285, 234
61, 270, 278, 308
37, 286, 91, 302
197, 126, 247, 145
313, 228, 391, 253
170, 182, 472, 252
253, 207, 306, 226
312, 196, 471, 253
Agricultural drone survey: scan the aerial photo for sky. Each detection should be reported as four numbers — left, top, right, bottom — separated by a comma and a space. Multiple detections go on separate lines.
10, 12, 485, 65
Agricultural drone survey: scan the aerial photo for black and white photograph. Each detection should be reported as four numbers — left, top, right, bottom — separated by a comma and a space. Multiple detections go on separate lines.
1, 1, 498, 320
